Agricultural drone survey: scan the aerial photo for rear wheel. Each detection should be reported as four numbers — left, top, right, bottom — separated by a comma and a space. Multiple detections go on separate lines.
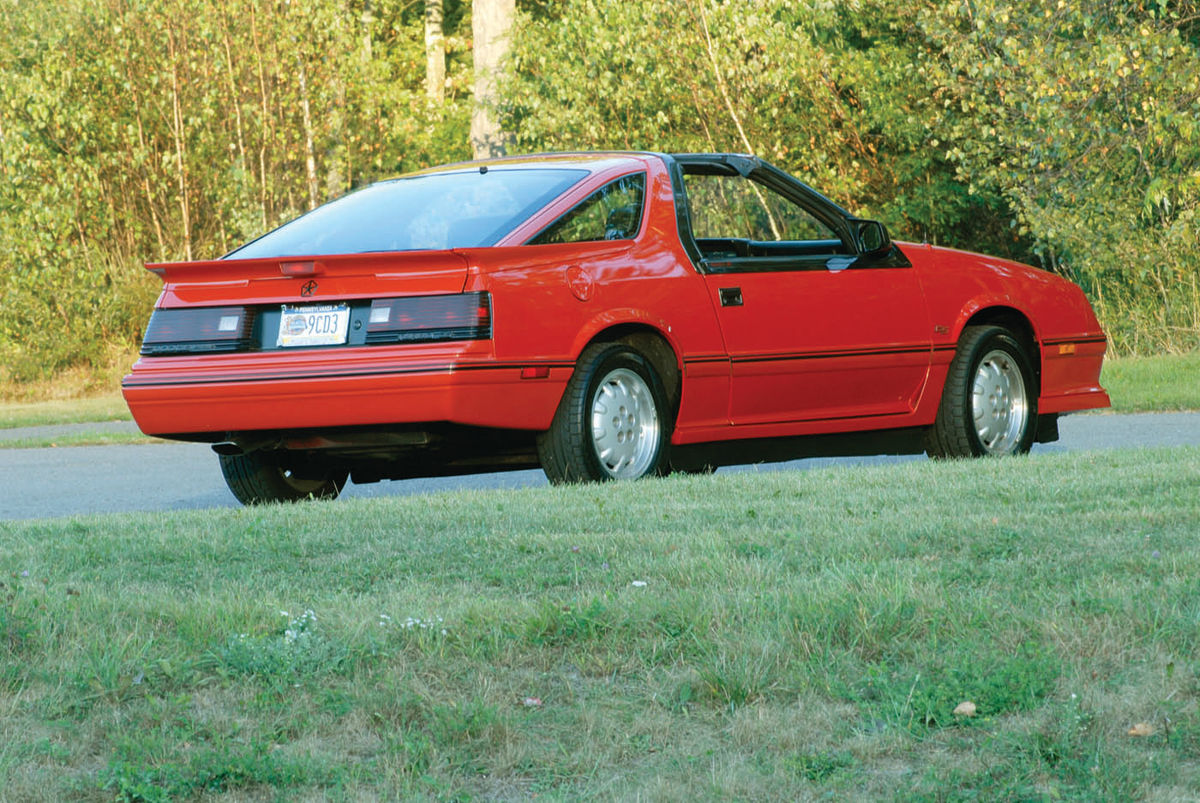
537, 342, 670, 484
218, 452, 348, 505
925, 325, 1037, 458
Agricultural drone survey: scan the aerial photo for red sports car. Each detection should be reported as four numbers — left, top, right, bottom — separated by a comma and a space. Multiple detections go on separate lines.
123, 152, 1110, 504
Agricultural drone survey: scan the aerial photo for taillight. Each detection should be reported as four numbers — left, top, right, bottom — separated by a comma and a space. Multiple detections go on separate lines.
140, 307, 254, 355
366, 292, 491, 344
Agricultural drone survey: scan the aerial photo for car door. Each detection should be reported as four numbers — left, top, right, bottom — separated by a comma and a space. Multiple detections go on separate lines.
682, 166, 932, 426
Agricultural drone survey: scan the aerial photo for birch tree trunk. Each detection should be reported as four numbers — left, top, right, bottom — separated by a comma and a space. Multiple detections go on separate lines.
124, 70, 167, 261
297, 58, 319, 210
470, 0, 514, 159
166, 25, 193, 261
219, 16, 248, 177
249, 5, 271, 228
361, 0, 373, 61
425, 0, 445, 103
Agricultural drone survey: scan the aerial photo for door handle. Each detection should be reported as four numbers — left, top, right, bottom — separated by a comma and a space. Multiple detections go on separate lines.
719, 287, 743, 307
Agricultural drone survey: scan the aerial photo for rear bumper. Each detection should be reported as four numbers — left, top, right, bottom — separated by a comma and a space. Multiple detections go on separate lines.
122, 345, 572, 437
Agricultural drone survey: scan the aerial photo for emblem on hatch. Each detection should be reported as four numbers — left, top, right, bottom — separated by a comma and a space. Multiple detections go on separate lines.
300, 280, 318, 297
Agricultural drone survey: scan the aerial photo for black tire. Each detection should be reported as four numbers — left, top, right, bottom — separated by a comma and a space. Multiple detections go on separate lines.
925, 325, 1038, 458
537, 342, 671, 484
218, 452, 348, 505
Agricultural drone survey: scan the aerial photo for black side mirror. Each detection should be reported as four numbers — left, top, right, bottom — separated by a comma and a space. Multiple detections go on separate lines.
853, 219, 891, 256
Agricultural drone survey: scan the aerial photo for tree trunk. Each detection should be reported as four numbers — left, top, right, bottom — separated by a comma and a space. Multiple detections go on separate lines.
297, 58, 320, 210
425, 0, 445, 103
361, 0, 374, 61
249, 5, 272, 228
220, 17, 249, 178
166, 25, 193, 261
124, 68, 167, 261
470, 0, 514, 159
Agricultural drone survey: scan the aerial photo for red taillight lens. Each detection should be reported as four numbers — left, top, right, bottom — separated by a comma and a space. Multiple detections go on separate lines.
279, 260, 324, 277
366, 292, 491, 344
140, 307, 254, 355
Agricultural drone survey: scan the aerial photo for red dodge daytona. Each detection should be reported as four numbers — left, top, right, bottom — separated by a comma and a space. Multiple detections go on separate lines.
123, 152, 1110, 504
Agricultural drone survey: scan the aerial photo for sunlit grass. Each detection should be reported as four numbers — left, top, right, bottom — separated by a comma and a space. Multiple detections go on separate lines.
0, 396, 131, 429
1103, 351, 1200, 412
1, 447, 1198, 799
0, 431, 155, 450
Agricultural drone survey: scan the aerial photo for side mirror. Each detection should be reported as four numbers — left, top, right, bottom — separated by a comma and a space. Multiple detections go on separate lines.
853, 219, 891, 256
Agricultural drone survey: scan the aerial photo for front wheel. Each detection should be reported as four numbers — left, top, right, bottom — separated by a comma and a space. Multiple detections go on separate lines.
537, 342, 671, 484
218, 452, 348, 505
925, 325, 1037, 458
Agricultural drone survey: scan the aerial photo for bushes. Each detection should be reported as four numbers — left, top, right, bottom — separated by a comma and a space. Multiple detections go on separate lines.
1, 0, 1196, 385
0, 0, 473, 384
915, 0, 1200, 354
503, 0, 1200, 355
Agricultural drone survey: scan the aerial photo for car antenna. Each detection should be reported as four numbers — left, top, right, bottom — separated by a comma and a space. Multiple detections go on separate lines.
479, 165, 488, 174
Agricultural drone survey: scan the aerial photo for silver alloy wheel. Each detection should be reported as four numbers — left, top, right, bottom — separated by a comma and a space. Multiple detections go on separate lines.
590, 367, 660, 478
971, 348, 1029, 454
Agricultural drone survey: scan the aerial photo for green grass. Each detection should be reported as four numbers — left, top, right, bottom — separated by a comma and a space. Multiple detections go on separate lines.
2, 447, 1199, 799
0, 431, 157, 450
1102, 352, 1200, 412
0, 395, 131, 428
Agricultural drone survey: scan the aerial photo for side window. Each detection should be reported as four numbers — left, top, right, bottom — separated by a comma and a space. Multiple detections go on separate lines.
528, 173, 646, 245
684, 172, 839, 244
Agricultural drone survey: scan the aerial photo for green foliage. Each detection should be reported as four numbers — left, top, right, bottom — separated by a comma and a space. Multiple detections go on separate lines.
786, 750, 858, 782
503, 1, 1033, 256
849, 646, 1060, 732
504, 0, 1200, 354
0, 0, 473, 381
0, 573, 42, 673
912, 0, 1200, 354
99, 740, 337, 801
1, 0, 1197, 383
215, 609, 350, 683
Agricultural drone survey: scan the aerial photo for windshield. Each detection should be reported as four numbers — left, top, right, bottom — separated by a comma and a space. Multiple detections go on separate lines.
226, 168, 589, 259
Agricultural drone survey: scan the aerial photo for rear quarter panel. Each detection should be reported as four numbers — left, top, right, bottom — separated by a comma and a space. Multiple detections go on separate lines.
457, 158, 730, 433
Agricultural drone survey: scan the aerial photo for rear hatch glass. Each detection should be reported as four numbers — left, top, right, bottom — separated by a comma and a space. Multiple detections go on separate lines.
227, 168, 589, 259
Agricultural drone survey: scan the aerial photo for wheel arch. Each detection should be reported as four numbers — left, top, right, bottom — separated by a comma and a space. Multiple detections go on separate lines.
960, 306, 1040, 390
576, 323, 682, 414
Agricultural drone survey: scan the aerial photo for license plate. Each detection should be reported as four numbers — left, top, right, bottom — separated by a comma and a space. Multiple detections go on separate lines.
277, 304, 351, 348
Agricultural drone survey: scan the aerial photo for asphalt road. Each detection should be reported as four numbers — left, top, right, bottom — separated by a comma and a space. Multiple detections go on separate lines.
1, 412, 1197, 521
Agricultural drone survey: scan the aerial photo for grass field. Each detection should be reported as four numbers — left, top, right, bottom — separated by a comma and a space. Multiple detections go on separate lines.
2, 447, 1198, 799
0, 431, 156, 450
0, 396, 132, 429
1102, 351, 1200, 413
